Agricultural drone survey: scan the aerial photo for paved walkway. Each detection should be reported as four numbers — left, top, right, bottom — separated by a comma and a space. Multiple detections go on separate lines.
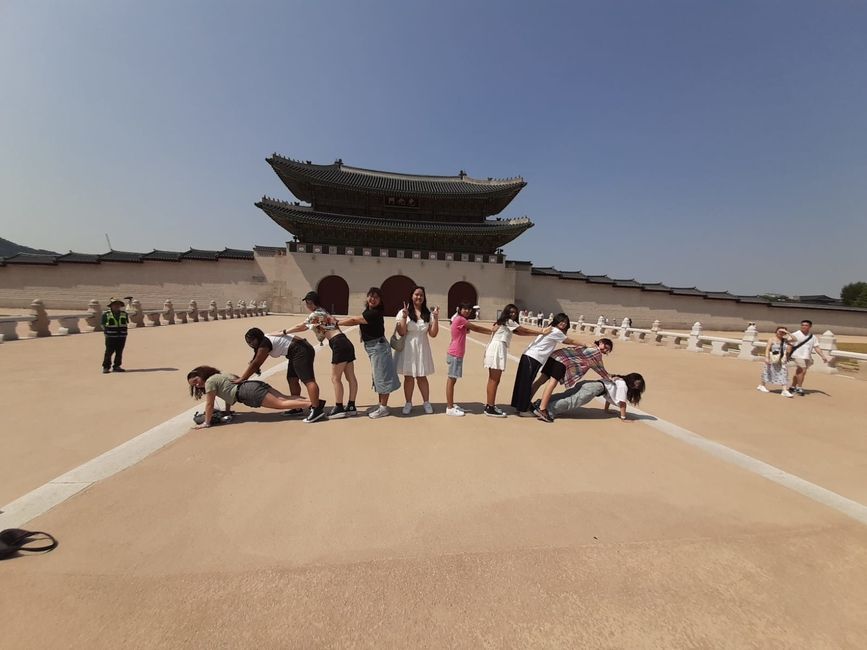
1, 315, 866, 648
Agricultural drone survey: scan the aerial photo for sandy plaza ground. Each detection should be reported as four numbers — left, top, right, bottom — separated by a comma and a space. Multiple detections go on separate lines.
1, 314, 866, 648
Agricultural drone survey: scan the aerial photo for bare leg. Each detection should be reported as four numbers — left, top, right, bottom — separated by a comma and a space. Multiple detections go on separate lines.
417, 376, 430, 402
538, 377, 559, 410
379, 393, 389, 407
403, 376, 415, 403
344, 362, 358, 402
261, 389, 311, 411
305, 380, 321, 408
793, 366, 806, 389
530, 373, 550, 400
331, 362, 346, 405
288, 377, 302, 397
486, 368, 502, 405
446, 377, 457, 408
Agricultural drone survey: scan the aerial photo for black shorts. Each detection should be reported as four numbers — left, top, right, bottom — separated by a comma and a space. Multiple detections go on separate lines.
329, 332, 356, 364
236, 380, 271, 408
541, 357, 566, 383
286, 338, 316, 384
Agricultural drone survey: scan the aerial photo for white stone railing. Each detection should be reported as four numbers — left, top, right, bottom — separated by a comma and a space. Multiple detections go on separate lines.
0, 298, 270, 343
517, 313, 863, 375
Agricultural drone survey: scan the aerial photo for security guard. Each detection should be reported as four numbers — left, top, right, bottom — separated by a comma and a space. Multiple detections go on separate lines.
101, 297, 129, 373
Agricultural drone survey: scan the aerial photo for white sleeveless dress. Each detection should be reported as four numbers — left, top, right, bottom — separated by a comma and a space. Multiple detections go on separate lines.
393, 310, 435, 377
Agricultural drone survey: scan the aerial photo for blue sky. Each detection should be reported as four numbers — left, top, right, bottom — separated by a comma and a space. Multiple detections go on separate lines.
1, 0, 865, 296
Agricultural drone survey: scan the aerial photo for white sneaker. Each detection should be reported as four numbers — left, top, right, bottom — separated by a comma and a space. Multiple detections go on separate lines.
781, 390, 794, 398
368, 405, 390, 419
401, 402, 413, 415
422, 402, 434, 414
445, 406, 465, 417
756, 385, 770, 393
452, 404, 465, 413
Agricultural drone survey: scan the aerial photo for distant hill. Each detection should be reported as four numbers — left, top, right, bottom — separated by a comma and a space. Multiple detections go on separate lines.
0, 237, 58, 258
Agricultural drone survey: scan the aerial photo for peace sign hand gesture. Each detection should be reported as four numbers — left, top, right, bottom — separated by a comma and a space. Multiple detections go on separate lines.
400, 302, 409, 320
431, 305, 440, 318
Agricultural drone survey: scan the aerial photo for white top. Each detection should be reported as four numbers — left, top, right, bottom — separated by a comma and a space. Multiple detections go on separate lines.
265, 334, 294, 358
524, 329, 567, 363
603, 378, 628, 405
490, 319, 520, 348
393, 309, 435, 376
790, 330, 819, 360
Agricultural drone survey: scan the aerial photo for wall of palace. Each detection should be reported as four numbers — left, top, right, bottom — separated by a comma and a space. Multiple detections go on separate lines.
2, 251, 866, 334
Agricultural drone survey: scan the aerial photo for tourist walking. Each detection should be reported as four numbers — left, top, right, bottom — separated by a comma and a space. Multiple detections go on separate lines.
101, 297, 129, 373
394, 286, 439, 414
339, 287, 401, 418
187, 366, 311, 429
757, 326, 793, 397
788, 319, 830, 395
483, 303, 550, 417
445, 302, 492, 416
532, 338, 614, 423
510, 313, 580, 416
237, 327, 326, 423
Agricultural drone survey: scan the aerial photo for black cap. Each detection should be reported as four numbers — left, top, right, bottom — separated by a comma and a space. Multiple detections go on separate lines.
302, 291, 319, 303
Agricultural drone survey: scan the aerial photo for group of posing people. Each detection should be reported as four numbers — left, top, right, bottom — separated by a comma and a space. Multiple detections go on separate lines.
186, 286, 647, 427
757, 319, 830, 397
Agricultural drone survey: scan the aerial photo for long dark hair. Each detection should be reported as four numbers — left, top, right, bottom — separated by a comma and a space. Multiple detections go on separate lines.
551, 313, 571, 330
188, 366, 221, 399
244, 327, 267, 375
595, 338, 614, 351
620, 372, 646, 406
365, 287, 384, 313
409, 285, 431, 323
496, 304, 519, 326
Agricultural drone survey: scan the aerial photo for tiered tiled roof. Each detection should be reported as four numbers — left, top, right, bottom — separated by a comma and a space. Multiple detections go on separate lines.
57, 251, 101, 264
0, 248, 258, 266
256, 198, 532, 254
268, 154, 526, 197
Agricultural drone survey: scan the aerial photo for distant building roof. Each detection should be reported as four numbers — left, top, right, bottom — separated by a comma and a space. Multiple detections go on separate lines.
2, 253, 57, 265
143, 249, 184, 262
58, 251, 101, 264
100, 250, 143, 263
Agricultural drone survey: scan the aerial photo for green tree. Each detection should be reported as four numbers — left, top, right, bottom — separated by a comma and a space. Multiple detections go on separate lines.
854, 286, 867, 309
841, 282, 867, 306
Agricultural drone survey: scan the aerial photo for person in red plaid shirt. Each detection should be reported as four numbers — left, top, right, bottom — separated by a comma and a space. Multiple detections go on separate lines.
532, 338, 614, 422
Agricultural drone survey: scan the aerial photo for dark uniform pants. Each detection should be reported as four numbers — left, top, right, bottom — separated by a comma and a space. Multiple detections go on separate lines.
103, 337, 127, 369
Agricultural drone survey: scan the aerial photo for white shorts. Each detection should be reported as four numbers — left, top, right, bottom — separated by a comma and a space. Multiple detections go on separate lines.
484, 341, 508, 370
792, 357, 813, 369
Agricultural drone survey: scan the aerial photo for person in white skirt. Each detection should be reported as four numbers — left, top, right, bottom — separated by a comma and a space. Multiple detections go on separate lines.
757, 326, 794, 397
394, 286, 440, 414
482, 304, 550, 417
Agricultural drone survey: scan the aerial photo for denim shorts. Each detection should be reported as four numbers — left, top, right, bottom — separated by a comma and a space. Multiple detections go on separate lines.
446, 353, 463, 379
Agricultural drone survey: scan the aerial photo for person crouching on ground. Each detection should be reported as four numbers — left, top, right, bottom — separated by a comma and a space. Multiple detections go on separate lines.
532, 338, 614, 423
534, 372, 645, 422
237, 327, 326, 423
187, 366, 310, 429
101, 297, 129, 373
757, 326, 794, 397
445, 302, 493, 416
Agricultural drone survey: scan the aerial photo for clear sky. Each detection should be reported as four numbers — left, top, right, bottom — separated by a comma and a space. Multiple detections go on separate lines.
1, 1, 865, 296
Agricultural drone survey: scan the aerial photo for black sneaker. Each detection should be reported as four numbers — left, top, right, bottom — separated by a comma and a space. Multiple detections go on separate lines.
346, 404, 358, 417
484, 405, 507, 418
534, 406, 554, 423
329, 404, 347, 419
282, 408, 304, 417
112, 367, 125, 372
305, 401, 327, 423
102, 367, 110, 374
795, 387, 805, 395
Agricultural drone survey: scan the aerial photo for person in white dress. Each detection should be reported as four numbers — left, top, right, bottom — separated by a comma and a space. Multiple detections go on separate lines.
483, 303, 549, 417
393, 286, 439, 414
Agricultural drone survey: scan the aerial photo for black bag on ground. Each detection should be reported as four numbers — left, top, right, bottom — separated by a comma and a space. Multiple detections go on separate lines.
0, 528, 58, 560
192, 410, 231, 425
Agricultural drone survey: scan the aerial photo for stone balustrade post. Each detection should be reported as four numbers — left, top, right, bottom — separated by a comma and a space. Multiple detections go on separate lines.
29, 299, 51, 337
188, 300, 199, 322
816, 330, 839, 374
737, 324, 759, 361
86, 300, 103, 331
130, 300, 145, 328
163, 300, 176, 325
686, 321, 703, 352
261, 300, 269, 315
238, 300, 247, 317
208, 301, 218, 320
619, 317, 630, 341
247, 298, 256, 316
596, 316, 605, 335
226, 300, 235, 319
176, 309, 188, 324
57, 315, 82, 335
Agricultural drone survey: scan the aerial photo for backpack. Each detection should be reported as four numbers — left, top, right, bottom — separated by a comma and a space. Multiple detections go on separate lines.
0, 528, 58, 560
192, 410, 233, 425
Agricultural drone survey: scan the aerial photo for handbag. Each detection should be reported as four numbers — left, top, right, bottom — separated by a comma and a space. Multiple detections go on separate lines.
389, 327, 405, 352
0, 528, 58, 560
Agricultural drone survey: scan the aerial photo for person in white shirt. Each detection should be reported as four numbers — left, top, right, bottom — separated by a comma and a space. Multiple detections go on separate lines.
788, 319, 830, 395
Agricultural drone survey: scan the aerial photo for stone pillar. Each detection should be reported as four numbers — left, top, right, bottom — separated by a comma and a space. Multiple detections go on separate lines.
29, 299, 51, 337
208, 300, 218, 321
238, 300, 247, 317
686, 321, 703, 352
188, 300, 199, 322
261, 300, 269, 314
596, 316, 605, 335
737, 324, 759, 361
86, 300, 103, 331
651, 320, 662, 345
619, 317, 630, 341
163, 300, 176, 325
226, 300, 235, 319
815, 330, 839, 374
129, 300, 145, 327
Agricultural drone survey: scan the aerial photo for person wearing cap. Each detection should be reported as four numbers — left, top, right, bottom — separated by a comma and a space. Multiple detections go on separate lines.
101, 297, 129, 373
